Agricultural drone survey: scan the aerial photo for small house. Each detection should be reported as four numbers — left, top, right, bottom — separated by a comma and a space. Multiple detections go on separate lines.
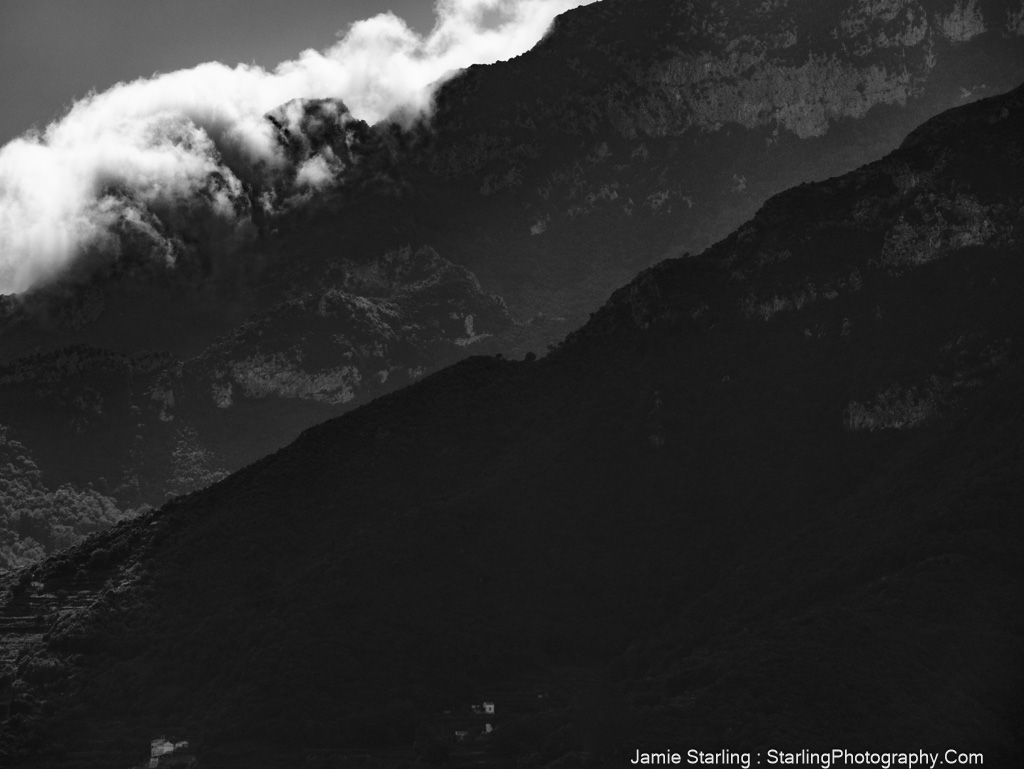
147, 737, 194, 768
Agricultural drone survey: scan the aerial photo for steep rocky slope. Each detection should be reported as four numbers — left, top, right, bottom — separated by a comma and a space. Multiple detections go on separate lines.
0, 81, 1021, 767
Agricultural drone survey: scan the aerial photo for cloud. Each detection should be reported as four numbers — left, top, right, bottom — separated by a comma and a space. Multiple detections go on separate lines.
0, 0, 597, 295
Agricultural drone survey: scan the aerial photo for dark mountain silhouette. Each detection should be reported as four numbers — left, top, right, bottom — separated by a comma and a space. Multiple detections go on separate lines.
1, 0, 1022, 555
0, 78, 1021, 767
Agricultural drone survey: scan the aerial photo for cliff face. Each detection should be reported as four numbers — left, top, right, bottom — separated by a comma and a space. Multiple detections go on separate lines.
422, 0, 1024, 279
179, 246, 512, 409
609, 0, 1012, 138
435, 0, 1023, 140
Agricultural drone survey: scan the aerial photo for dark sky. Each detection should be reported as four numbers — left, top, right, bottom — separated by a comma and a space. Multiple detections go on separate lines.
0, 0, 436, 146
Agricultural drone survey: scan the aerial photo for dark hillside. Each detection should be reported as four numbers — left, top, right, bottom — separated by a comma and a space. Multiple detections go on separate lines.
0, 84, 1022, 766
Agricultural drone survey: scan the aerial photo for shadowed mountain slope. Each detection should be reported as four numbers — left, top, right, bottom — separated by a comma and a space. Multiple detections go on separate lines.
0, 82, 1021, 766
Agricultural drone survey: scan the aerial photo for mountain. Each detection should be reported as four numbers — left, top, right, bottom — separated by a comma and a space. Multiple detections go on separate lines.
0, 78, 1021, 767
1, 1, 1023, 564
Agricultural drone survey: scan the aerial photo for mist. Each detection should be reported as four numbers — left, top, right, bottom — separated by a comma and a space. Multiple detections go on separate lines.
0, 0, 597, 295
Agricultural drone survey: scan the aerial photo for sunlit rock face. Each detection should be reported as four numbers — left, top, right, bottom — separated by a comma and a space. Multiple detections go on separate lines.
437, 0, 1024, 141
423, 0, 1024, 310
173, 246, 512, 407
603, 0, 951, 140
879, 191, 1008, 269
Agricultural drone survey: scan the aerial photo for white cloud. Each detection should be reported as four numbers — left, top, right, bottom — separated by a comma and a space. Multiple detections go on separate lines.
295, 155, 336, 189
0, 0, 597, 294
